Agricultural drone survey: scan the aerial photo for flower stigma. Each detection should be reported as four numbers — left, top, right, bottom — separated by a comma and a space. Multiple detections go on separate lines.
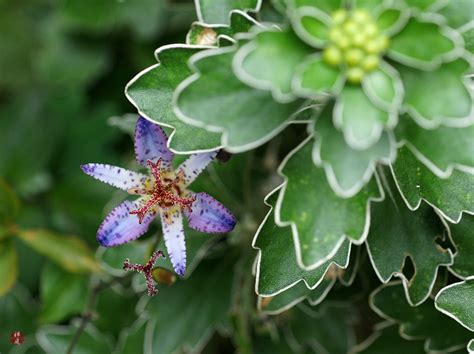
129, 159, 195, 224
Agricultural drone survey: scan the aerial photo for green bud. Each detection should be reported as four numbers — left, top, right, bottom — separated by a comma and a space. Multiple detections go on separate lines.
346, 67, 364, 84
345, 48, 364, 66
323, 46, 342, 66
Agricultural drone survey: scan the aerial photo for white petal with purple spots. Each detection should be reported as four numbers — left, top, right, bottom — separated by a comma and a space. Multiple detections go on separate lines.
97, 199, 155, 247
177, 151, 218, 186
185, 193, 236, 233
81, 164, 149, 192
160, 209, 186, 276
135, 116, 174, 168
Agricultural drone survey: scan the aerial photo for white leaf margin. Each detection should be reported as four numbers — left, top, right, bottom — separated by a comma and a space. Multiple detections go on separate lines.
368, 281, 469, 353
274, 135, 385, 271
434, 276, 474, 332
194, 0, 262, 27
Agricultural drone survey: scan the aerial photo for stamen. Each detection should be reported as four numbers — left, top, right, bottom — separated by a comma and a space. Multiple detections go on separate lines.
130, 159, 196, 223
123, 250, 166, 296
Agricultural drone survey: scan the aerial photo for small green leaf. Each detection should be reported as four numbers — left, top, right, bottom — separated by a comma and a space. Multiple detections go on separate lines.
290, 0, 343, 16
334, 85, 391, 150
449, 214, 474, 279
388, 17, 459, 69
292, 7, 331, 47
391, 146, 474, 223
397, 58, 473, 128
375, 7, 409, 36
312, 102, 395, 197
293, 55, 343, 97
16, 229, 101, 273
126, 45, 221, 153
254, 188, 351, 312
37, 324, 112, 354
39, 262, 88, 324
0, 239, 18, 297
435, 278, 474, 331
277, 138, 383, 270
469, 339, 474, 352
144, 255, 235, 353
367, 168, 452, 305
362, 61, 404, 113
0, 179, 20, 223
395, 115, 474, 177
196, 0, 260, 25
175, 46, 302, 152
437, 0, 474, 29
235, 28, 313, 102
370, 282, 472, 351
354, 323, 426, 354
402, 0, 439, 10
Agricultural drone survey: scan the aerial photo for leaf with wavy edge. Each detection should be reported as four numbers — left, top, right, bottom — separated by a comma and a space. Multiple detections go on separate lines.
449, 214, 474, 279
311, 102, 396, 198
174, 46, 303, 153
391, 145, 474, 223
367, 168, 453, 305
369, 282, 472, 352
435, 278, 474, 332
276, 136, 383, 271
126, 44, 221, 153
395, 115, 474, 177
195, 0, 261, 25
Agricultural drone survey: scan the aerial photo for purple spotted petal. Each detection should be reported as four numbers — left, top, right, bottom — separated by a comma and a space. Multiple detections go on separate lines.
184, 193, 236, 233
176, 151, 218, 185
81, 163, 149, 192
160, 209, 186, 276
135, 116, 173, 168
97, 199, 155, 247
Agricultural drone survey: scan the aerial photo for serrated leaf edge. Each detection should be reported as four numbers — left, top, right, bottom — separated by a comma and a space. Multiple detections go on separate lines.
434, 276, 474, 332
274, 135, 385, 271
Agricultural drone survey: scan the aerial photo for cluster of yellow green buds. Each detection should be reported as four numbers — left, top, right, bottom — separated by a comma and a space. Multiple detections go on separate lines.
323, 9, 389, 84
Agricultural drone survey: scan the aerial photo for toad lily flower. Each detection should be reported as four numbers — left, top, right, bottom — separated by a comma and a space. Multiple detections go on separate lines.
81, 117, 236, 276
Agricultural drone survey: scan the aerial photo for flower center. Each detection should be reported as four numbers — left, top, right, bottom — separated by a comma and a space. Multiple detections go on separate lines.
129, 159, 195, 223
323, 9, 389, 84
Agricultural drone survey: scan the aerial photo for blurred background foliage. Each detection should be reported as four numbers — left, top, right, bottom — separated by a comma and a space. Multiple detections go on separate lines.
1, 1, 461, 353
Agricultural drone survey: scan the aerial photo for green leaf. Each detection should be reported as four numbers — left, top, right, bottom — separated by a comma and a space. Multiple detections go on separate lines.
354, 323, 426, 354
293, 55, 343, 97
334, 85, 391, 150
375, 7, 409, 36
175, 46, 302, 152
290, 0, 343, 16
126, 45, 221, 153
115, 317, 148, 354
395, 115, 474, 177
0, 179, 20, 224
462, 27, 474, 53
469, 339, 474, 352
367, 168, 453, 305
144, 255, 235, 353
435, 278, 474, 331
437, 0, 474, 29
196, 0, 260, 25
253, 187, 351, 312
16, 229, 101, 273
370, 282, 472, 352
449, 214, 474, 278
362, 61, 404, 114
258, 280, 335, 314
286, 303, 356, 354
402, 0, 439, 10
311, 102, 396, 197
187, 10, 259, 45
39, 262, 88, 324
391, 146, 474, 223
234, 28, 313, 102
388, 17, 459, 69
277, 137, 383, 270
397, 58, 473, 128
292, 7, 331, 47
37, 324, 112, 354
0, 239, 18, 297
